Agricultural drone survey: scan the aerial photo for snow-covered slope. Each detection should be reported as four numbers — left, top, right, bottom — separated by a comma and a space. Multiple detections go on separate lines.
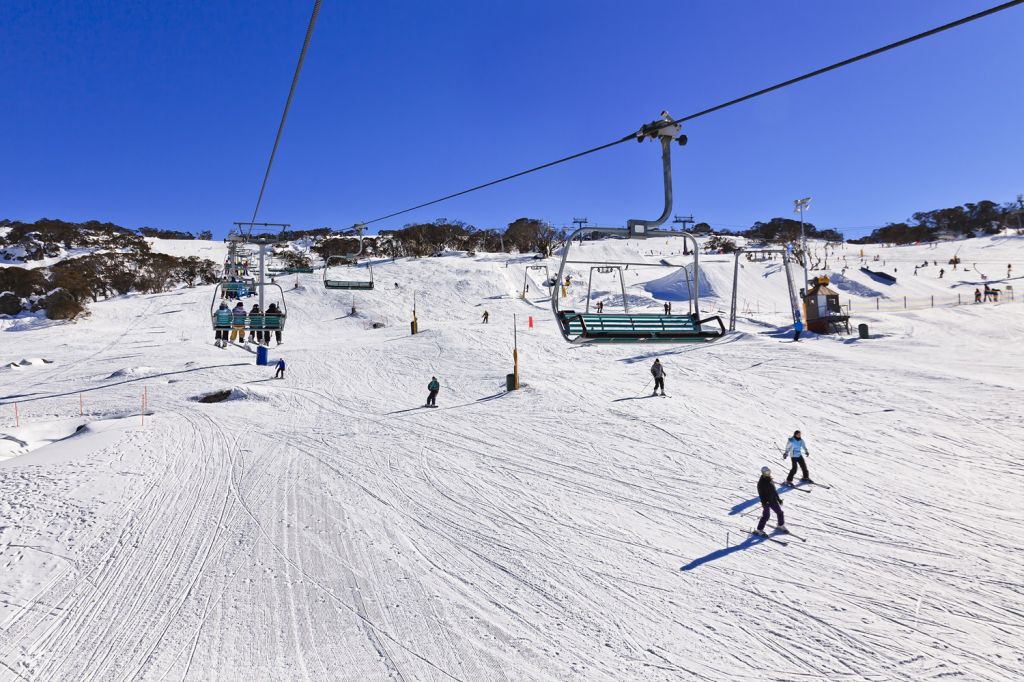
0, 236, 1022, 680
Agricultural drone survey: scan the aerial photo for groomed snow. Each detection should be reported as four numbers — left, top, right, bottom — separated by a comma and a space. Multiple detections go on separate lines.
0, 235, 1022, 680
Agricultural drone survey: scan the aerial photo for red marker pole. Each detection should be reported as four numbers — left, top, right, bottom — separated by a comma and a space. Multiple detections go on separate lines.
528, 315, 533, 329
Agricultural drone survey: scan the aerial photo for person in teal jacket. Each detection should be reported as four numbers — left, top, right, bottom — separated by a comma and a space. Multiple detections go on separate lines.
214, 302, 231, 348
426, 377, 440, 407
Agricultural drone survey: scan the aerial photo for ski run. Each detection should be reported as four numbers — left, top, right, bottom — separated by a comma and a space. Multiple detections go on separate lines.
1, 233, 1023, 680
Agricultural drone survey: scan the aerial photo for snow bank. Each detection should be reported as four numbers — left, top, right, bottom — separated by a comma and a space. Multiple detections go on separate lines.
105, 366, 158, 379
4, 357, 54, 369
643, 265, 716, 301
0, 419, 85, 460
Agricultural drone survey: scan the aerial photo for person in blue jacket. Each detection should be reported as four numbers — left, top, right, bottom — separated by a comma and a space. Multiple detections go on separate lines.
783, 429, 811, 484
793, 317, 804, 342
274, 358, 285, 379
426, 376, 440, 407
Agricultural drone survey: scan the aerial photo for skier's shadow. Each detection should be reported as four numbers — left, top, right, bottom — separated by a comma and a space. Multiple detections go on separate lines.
680, 535, 767, 571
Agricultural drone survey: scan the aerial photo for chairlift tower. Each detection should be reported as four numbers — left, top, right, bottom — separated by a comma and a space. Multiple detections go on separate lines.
572, 218, 588, 245
234, 221, 290, 311
673, 215, 694, 254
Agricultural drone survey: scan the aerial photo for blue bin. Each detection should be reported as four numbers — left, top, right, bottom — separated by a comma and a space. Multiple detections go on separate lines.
256, 345, 269, 366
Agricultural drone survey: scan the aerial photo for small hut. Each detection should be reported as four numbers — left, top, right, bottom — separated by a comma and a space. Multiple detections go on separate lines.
804, 276, 850, 334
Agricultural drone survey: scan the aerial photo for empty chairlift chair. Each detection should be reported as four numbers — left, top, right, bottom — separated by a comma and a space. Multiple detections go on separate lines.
550, 113, 726, 344
324, 225, 374, 290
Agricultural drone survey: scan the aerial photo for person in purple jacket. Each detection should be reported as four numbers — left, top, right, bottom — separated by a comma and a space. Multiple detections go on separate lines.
753, 466, 787, 536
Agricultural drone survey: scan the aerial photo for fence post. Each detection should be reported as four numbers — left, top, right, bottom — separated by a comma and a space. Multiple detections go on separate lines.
903, 296, 907, 309
80, 393, 84, 416
14, 402, 19, 427
958, 293, 961, 305
876, 298, 879, 311
931, 295, 934, 308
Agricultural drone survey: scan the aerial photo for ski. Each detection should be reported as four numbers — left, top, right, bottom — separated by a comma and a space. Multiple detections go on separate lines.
747, 530, 788, 546
806, 481, 831, 489
773, 528, 806, 542
777, 482, 811, 493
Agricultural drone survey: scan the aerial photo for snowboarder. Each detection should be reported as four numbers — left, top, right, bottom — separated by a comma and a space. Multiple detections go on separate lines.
482, 310, 489, 324
214, 302, 231, 347
783, 430, 811, 484
426, 376, 440, 407
754, 466, 787, 536
650, 359, 666, 396
274, 358, 285, 380
793, 317, 804, 342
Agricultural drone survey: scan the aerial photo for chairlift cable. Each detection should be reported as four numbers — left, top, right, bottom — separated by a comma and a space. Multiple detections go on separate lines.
249, 0, 322, 225
361, 0, 1023, 227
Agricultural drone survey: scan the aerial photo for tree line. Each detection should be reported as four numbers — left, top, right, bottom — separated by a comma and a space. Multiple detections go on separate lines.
1, 219, 218, 319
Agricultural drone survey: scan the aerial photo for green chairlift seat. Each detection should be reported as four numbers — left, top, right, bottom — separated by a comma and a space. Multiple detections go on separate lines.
556, 311, 724, 343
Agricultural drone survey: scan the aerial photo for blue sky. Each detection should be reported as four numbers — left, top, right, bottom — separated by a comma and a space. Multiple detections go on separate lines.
3, 0, 1022, 239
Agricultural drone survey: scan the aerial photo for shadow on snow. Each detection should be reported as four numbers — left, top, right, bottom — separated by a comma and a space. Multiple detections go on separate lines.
680, 535, 768, 571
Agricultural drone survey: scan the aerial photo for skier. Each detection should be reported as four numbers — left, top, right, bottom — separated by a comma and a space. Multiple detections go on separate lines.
974, 288, 982, 304
482, 310, 489, 324
247, 303, 263, 344
650, 359, 666, 396
426, 376, 440, 407
754, 466, 787, 536
595, 301, 604, 313
783, 430, 812, 485
229, 302, 246, 344
214, 302, 231, 348
274, 358, 285, 380
793, 317, 804, 342
265, 302, 284, 345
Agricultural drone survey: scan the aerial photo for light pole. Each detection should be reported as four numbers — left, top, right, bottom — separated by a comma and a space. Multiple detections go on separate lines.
793, 197, 811, 291
1017, 194, 1023, 234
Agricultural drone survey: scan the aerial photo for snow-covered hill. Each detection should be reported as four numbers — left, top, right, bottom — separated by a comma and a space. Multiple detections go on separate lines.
0, 235, 1022, 680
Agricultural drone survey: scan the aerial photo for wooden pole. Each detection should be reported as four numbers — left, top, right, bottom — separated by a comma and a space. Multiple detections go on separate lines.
14, 403, 19, 427
80, 393, 84, 416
